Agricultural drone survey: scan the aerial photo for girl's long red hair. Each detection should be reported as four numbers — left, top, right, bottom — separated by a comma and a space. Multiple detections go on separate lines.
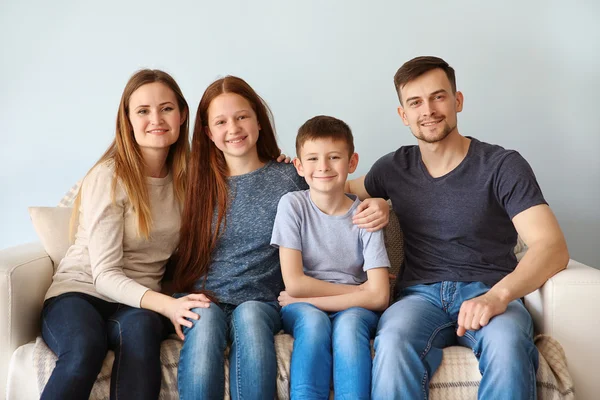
171, 76, 280, 296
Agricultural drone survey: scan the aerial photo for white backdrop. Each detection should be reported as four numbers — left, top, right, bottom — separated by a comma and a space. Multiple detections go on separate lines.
1, 0, 598, 268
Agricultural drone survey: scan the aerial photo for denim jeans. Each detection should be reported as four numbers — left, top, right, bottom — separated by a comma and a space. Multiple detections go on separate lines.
40, 292, 172, 400
177, 300, 281, 400
281, 303, 379, 400
371, 281, 539, 400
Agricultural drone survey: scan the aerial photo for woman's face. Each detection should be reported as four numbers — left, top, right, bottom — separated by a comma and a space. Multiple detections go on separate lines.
128, 82, 185, 155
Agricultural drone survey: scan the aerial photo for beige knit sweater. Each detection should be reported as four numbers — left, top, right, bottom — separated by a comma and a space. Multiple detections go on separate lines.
45, 161, 181, 308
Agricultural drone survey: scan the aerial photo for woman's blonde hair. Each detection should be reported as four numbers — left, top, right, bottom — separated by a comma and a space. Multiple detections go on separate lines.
70, 69, 190, 240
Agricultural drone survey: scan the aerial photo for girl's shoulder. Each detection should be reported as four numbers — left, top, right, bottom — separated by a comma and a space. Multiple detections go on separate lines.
265, 161, 307, 190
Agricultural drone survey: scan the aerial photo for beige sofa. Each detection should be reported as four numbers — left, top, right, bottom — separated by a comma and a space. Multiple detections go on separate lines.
1, 208, 599, 399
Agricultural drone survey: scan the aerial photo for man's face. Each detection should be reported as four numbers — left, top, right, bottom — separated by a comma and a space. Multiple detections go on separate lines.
397, 68, 463, 144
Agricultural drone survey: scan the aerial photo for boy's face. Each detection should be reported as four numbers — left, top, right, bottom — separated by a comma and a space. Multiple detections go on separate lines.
294, 138, 358, 195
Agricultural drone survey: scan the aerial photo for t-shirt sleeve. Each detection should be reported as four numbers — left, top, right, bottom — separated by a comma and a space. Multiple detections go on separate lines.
83, 165, 150, 308
364, 153, 393, 199
495, 151, 548, 219
360, 229, 390, 271
270, 193, 303, 251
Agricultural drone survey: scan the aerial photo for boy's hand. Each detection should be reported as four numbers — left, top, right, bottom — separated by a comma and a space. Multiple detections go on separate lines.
352, 198, 389, 231
276, 153, 293, 163
278, 291, 300, 307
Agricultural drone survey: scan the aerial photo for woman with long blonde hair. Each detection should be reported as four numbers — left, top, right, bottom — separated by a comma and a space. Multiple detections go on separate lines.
40, 69, 209, 400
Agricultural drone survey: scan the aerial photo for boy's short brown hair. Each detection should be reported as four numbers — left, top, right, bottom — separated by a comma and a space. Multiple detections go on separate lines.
296, 115, 355, 158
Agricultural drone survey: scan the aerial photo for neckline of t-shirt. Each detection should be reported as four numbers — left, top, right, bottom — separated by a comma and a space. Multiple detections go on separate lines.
146, 171, 173, 186
418, 137, 477, 183
307, 191, 360, 219
228, 160, 273, 181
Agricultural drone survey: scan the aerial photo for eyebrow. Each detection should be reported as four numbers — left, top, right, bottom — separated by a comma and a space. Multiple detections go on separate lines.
405, 89, 448, 104
211, 109, 252, 121
302, 151, 343, 156
134, 101, 175, 110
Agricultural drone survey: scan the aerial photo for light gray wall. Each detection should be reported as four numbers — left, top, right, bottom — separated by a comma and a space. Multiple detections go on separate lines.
1, 0, 598, 268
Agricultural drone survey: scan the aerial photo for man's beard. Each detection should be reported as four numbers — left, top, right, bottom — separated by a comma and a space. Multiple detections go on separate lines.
412, 120, 456, 144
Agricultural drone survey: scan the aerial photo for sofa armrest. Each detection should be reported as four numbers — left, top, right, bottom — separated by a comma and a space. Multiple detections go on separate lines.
524, 259, 600, 400
0, 242, 53, 398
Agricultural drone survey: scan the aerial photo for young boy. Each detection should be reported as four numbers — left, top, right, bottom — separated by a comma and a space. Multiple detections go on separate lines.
270, 115, 391, 399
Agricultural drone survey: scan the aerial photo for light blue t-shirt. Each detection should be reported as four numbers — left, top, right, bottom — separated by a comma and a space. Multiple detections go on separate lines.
271, 190, 390, 285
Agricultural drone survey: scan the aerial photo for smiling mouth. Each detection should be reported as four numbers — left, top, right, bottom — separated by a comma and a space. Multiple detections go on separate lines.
227, 136, 247, 144
147, 129, 169, 134
420, 119, 443, 127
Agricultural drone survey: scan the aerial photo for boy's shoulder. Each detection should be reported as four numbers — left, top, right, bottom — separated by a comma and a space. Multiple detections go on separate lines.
280, 189, 311, 208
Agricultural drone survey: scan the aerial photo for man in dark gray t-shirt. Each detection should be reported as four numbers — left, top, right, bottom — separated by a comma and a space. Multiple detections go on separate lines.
348, 56, 569, 400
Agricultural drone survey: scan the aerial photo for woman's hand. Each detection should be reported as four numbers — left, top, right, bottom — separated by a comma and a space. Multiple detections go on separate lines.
166, 294, 211, 340
352, 198, 390, 231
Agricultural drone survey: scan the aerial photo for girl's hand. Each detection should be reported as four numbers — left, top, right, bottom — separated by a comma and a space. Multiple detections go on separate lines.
276, 153, 293, 164
166, 294, 211, 340
278, 291, 299, 307
352, 198, 389, 232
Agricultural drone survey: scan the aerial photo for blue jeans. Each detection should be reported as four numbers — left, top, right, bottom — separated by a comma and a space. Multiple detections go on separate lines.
281, 303, 379, 400
40, 292, 171, 400
371, 281, 539, 400
177, 300, 281, 400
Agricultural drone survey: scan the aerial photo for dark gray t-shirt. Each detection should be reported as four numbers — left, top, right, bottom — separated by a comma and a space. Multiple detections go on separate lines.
200, 161, 308, 305
365, 138, 546, 294
271, 190, 390, 285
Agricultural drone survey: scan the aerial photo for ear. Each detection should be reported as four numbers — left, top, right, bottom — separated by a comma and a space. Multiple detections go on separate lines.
205, 126, 214, 141
397, 106, 409, 126
455, 91, 464, 113
293, 157, 305, 177
180, 108, 188, 125
348, 153, 359, 173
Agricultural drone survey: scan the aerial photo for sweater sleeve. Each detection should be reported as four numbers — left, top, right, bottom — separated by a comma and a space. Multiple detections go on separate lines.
82, 164, 151, 307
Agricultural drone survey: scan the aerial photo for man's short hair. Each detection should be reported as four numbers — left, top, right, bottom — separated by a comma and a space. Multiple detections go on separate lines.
296, 115, 355, 158
394, 56, 457, 104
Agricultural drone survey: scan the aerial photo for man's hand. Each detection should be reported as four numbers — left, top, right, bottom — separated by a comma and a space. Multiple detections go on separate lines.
456, 291, 509, 336
276, 153, 293, 163
352, 198, 389, 232
278, 291, 301, 307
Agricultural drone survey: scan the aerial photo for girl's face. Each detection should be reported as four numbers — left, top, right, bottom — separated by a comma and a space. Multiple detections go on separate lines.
128, 82, 185, 155
206, 92, 261, 163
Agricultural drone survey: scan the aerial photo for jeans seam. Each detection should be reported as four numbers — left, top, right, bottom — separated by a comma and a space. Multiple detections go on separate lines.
42, 318, 59, 349
232, 311, 243, 400
419, 321, 455, 360
108, 318, 122, 400
421, 370, 429, 400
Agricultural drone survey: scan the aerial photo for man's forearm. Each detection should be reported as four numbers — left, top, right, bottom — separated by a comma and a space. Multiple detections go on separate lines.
488, 241, 569, 303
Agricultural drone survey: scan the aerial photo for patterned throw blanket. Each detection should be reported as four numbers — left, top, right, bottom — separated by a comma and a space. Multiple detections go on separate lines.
33, 333, 574, 400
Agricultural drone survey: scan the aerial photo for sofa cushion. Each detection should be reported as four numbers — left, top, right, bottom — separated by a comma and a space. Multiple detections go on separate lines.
27, 180, 82, 268
31, 333, 574, 399
28, 207, 73, 268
